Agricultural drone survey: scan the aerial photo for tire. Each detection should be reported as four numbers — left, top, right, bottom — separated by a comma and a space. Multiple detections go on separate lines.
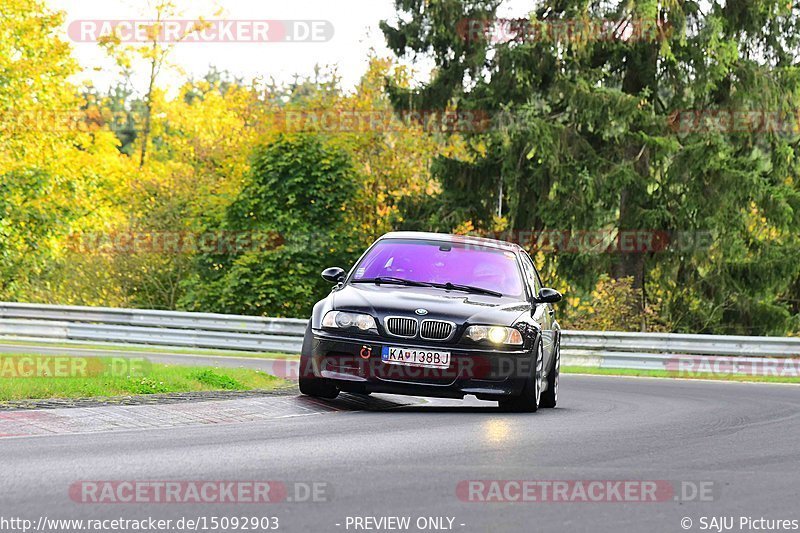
540, 338, 559, 408
298, 323, 339, 400
498, 337, 544, 413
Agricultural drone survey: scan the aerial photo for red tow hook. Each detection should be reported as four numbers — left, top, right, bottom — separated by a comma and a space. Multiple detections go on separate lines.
359, 345, 372, 359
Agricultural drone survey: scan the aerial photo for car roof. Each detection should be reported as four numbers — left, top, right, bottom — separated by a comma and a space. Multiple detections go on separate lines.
378, 231, 523, 253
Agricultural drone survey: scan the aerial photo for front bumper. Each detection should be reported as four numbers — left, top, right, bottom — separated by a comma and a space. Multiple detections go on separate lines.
307, 330, 534, 399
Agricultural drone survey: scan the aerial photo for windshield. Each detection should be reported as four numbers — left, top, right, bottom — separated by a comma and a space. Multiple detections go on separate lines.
350, 239, 525, 297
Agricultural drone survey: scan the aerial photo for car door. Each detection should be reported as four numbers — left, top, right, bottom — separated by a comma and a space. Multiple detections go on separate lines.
519, 253, 554, 364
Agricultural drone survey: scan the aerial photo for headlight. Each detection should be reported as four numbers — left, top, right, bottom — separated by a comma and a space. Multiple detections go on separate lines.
465, 325, 523, 345
322, 311, 378, 333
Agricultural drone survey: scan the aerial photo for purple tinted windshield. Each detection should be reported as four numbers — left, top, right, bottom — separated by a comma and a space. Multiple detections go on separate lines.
351, 239, 524, 297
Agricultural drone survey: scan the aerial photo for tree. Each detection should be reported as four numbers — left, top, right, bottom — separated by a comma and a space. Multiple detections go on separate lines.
98, 0, 213, 167
381, 0, 800, 334
180, 134, 367, 317
0, 0, 131, 302
0, 0, 77, 172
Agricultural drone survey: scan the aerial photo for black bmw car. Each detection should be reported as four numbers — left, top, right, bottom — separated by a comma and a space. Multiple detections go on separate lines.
299, 232, 562, 412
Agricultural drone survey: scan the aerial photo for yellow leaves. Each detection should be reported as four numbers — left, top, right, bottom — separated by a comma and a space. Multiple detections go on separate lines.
452, 220, 475, 235
744, 201, 782, 244
490, 215, 508, 233
559, 274, 669, 333
1, 0, 80, 173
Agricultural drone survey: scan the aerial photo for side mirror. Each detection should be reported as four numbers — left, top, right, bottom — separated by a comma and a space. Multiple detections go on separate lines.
536, 287, 562, 304
321, 267, 346, 284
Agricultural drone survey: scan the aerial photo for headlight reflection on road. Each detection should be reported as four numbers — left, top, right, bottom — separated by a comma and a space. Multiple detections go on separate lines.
482, 419, 512, 446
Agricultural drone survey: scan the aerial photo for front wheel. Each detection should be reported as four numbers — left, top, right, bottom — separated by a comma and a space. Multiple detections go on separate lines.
298, 323, 339, 400
498, 338, 544, 413
539, 339, 559, 408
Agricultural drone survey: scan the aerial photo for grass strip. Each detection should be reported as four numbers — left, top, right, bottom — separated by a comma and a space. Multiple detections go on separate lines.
0, 355, 286, 401
562, 365, 800, 384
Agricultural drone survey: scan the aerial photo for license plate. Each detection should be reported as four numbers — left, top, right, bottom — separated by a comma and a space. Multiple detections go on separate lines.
381, 346, 451, 368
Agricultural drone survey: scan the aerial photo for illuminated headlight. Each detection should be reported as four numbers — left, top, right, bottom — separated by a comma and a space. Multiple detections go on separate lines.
465, 325, 523, 345
322, 311, 378, 333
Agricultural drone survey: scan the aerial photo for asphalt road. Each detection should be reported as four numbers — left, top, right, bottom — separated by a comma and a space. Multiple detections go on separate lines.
1, 374, 799, 533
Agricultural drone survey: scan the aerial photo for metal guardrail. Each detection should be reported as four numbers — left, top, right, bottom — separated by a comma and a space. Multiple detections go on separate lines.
0, 302, 798, 373
0, 303, 307, 353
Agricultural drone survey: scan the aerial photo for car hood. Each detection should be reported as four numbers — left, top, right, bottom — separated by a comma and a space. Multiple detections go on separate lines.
331, 284, 531, 326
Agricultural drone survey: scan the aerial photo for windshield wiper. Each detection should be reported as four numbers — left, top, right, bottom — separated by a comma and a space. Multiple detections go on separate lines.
433, 282, 503, 297
351, 277, 503, 297
350, 276, 435, 288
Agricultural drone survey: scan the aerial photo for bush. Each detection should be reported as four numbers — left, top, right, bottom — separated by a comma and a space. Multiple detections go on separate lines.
562, 275, 668, 332
180, 134, 370, 317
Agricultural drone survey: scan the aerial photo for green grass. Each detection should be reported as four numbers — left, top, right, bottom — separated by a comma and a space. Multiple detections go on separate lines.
0, 356, 287, 401
561, 366, 800, 384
